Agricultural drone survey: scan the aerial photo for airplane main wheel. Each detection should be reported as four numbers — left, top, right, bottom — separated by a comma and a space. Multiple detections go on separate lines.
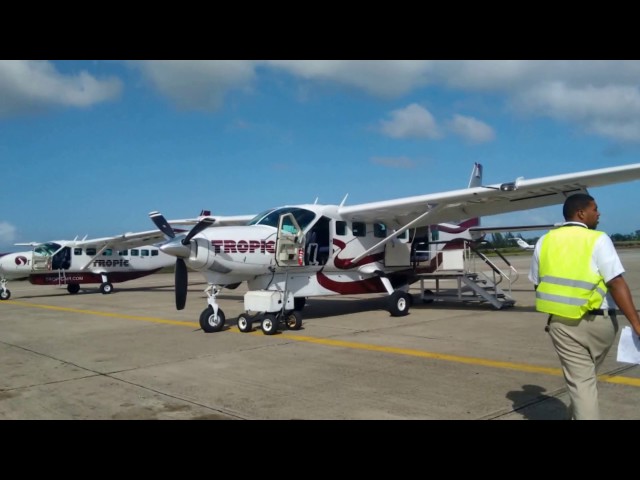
200, 306, 226, 333
237, 314, 253, 333
261, 313, 279, 335
388, 291, 410, 317
67, 284, 80, 294
422, 289, 434, 304
0, 289, 10, 300
294, 297, 306, 311
284, 310, 302, 330
100, 282, 113, 294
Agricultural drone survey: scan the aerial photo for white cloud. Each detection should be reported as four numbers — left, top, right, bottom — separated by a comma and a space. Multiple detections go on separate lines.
371, 156, 416, 169
0, 60, 122, 117
7, 60, 640, 143
264, 60, 434, 97
447, 114, 495, 143
130, 60, 257, 111
0, 222, 16, 244
379, 103, 442, 139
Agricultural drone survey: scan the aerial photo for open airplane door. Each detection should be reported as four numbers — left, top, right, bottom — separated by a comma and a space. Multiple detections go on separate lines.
275, 213, 305, 267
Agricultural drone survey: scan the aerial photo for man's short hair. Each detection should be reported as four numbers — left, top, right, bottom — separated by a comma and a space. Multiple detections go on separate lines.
563, 193, 595, 219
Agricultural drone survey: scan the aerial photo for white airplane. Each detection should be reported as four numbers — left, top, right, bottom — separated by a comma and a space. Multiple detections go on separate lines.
148, 162, 640, 335
0, 211, 252, 300
511, 237, 535, 251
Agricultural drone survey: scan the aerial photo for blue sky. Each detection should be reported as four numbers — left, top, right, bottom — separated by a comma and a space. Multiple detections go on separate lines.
2, 60, 640, 252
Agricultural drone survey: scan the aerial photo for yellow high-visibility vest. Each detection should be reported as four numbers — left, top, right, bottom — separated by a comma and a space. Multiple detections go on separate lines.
535, 225, 606, 319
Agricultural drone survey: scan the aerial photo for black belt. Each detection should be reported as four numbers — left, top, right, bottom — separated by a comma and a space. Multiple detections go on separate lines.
587, 309, 617, 316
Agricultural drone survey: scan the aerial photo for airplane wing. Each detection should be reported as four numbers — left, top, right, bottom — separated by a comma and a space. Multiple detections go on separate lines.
467, 224, 560, 234
338, 163, 640, 228
169, 214, 255, 227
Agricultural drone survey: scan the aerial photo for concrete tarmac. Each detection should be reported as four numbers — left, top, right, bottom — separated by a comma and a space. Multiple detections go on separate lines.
2, 251, 640, 420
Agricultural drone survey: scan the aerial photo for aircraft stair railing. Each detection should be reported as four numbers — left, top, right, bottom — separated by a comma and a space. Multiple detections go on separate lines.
468, 241, 518, 295
58, 269, 67, 286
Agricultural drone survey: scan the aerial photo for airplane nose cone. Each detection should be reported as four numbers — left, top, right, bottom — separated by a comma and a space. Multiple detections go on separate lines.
159, 238, 191, 258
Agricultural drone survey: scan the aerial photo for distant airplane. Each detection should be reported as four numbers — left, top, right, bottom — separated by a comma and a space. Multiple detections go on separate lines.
511, 237, 535, 251
0, 211, 252, 300
147, 161, 640, 335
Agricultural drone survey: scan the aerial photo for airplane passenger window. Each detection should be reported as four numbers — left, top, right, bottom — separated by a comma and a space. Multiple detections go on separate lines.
118, 250, 128, 256
102, 249, 113, 256
86, 248, 97, 256
151, 250, 158, 256
352, 222, 366, 237
74, 248, 82, 255
374, 223, 387, 238
336, 221, 346, 236
131, 249, 139, 256
141, 250, 149, 257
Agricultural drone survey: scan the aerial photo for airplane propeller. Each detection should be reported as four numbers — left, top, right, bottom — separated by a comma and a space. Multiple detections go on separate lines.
149, 211, 215, 310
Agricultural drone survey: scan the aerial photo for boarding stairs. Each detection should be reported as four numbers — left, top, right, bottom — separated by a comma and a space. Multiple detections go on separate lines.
413, 241, 517, 309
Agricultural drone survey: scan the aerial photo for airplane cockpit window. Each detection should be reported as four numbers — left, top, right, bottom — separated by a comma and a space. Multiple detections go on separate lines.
34, 242, 61, 256
249, 207, 317, 231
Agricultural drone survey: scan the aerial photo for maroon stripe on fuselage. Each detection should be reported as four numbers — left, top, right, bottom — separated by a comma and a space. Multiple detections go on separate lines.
29, 269, 162, 286
316, 272, 385, 294
332, 238, 384, 269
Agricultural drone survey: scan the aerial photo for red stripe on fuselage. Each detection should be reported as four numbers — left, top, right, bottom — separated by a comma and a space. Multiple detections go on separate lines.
316, 272, 385, 294
28, 269, 162, 285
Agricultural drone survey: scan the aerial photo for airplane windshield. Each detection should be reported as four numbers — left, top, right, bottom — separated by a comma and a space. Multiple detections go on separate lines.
248, 207, 317, 231
34, 242, 61, 256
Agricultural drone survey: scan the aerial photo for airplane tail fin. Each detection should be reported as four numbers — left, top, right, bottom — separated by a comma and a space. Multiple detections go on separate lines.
468, 162, 482, 188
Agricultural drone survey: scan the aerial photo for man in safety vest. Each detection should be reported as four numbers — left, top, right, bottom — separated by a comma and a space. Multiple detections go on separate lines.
529, 193, 640, 420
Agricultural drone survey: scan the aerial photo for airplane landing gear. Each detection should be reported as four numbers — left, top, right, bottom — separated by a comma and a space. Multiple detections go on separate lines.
200, 285, 226, 332
388, 290, 411, 316
0, 278, 10, 300
200, 305, 226, 332
67, 283, 80, 294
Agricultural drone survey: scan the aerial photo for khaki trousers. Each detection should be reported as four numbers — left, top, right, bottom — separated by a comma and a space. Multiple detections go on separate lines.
548, 311, 618, 420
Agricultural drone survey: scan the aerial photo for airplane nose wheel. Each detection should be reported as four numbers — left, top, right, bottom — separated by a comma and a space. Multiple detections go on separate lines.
200, 305, 226, 332
0, 279, 10, 300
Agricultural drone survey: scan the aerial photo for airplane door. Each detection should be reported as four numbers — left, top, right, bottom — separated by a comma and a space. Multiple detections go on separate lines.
51, 247, 72, 270
384, 229, 411, 267
275, 213, 305, 267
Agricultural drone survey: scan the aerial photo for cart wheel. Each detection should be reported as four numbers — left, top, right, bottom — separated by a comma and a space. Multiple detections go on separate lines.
237, 314, 253, 333
261, 313, 279, 335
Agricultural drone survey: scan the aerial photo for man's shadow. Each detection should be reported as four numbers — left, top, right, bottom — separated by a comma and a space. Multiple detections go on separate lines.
506, 384, 569, 420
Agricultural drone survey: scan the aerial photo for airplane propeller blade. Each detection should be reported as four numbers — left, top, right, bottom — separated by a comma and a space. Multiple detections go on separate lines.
149, 211, 176, 239
175, 258, 188, 310
183, 217, 215, 244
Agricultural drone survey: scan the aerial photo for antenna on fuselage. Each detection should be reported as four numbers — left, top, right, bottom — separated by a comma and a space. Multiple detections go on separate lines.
339, 194, 349, 207
314, 197, 318, 204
